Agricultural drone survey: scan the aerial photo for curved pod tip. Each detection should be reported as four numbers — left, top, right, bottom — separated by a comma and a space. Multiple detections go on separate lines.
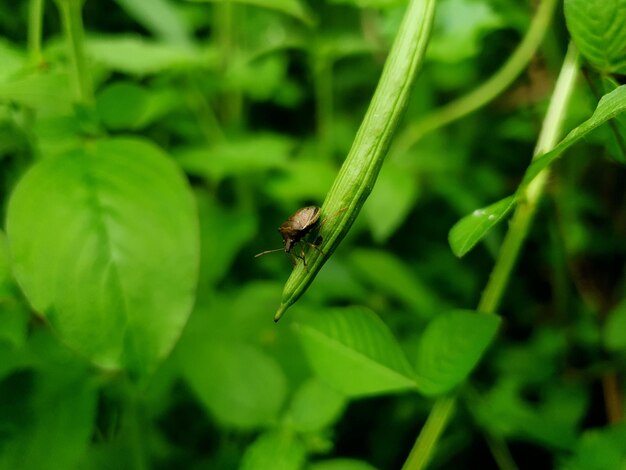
274, 304, 288, 322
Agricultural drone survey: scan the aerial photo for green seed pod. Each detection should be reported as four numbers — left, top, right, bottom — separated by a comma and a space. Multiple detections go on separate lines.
274, 0, 436, 321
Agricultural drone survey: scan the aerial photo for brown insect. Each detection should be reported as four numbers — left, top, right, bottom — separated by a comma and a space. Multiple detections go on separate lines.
255, 206, 323, 266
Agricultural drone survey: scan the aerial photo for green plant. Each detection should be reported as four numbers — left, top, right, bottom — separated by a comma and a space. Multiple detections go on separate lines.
1, 0, 626, 469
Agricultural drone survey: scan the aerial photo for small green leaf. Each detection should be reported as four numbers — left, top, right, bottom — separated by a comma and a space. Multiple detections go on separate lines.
348, 249, 443, 318
295, 307, 418, 397
240, 431, 307, 470
448, 196, 515, 258
96, 81, 174, 130
520, 85, 626, 190
285, 378, 347, 433
603, 300, 626, 351
179, 340, 287, 430
6, 137, 199, 377
564, 0, 626, 74
86, 36, 207, 75
416, 310, 500, 396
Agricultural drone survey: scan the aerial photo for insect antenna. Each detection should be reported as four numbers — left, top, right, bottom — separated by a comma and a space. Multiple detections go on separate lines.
255, 247, 285, 258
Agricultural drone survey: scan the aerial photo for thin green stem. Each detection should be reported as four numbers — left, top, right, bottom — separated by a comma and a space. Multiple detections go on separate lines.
28, 0, 45, 65
393, 0, 557, 154
401, 43, 580, 470
313, 53, 333, 160
402, 397, 456, 470
56, 0, 93, 103
479, 43, 580, 314
216, 0, 242, 128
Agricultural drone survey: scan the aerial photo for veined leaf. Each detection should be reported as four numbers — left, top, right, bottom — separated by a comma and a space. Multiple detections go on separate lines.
565, 0, 626, 74
285, 378, 346, 432
415, 310, 500, 396
521, 85, 626, 190
179, 340, 287, 430
448, 196, 515, 258
295, 307, 418, 397
449, 85, 626, 258
6, 137, 199, 377
348, 249, 442, 318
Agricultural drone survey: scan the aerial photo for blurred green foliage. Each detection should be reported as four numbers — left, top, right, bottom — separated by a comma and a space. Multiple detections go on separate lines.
0, 0, 625, 469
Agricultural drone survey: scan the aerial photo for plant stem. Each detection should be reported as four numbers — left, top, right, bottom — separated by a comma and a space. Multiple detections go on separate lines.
479, 43, 580, 314
216, 1, 242, 128
56, 0, 93, 103
28, 0, 44, 65
401, 397, 456, 470
313, 53, 333, 160
393, 0, 557, 154
401, 43, 580, 470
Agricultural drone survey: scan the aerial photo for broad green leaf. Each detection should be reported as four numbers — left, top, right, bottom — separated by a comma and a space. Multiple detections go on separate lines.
520, 85, 626, 190
415, 310, 500, 396
564, 0, 626, 74
240, 431, 307, 470
348, 249, 443, 318
310, 459, 378, 470
0, 368, 97, 470
295, 307, 418, 397
285, 378, 347, 432
189, 0, 314, 26
364, 162, 419, 243
6, 137, 199, 376
114, 0, 193, 47
179, 340, 287, 429
448, 195, 515, 257
603, 300, 626, 351
86, 36, 210, 75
